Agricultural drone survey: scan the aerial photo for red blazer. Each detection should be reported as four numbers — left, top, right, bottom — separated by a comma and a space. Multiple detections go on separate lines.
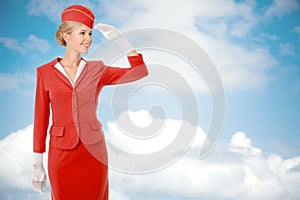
33, 54, 148, 153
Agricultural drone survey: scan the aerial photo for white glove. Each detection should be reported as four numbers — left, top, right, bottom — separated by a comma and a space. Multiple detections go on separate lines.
32, 152, 46, 193
94, 23, 135, 53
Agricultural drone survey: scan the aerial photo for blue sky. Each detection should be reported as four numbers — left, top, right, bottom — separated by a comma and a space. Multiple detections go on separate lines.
0, 0, 300, 200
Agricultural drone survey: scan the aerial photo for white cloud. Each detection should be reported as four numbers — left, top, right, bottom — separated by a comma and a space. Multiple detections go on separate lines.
0, 126, 32, 191
293, 26, 300, 33
26, 0, 96, 23
25, 0, 279, 91
228, 132, 261, 155
279, 43, 297, 57
202, 38, 277, 90
98, 0, 278, 91
0, 111, 299, 199
265, 0, 299, 18
290, 80, 300, 95
106, 111, 300, 199
0, 35, 50, 55
109, 189, 130, 200
26, 35, 51, 54
109, 126, 300, 200
293, 26, 300, 34
0, 37, 24, 54
0, 73, 35, 91
0, 125, 48, 199
294, 26, 300, 41
105, 110, 204, 155
26, 0, 67, 23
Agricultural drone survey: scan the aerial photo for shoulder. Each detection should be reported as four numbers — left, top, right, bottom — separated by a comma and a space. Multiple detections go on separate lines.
85, 60, 106, 70
85, 59, 104, 66
36, 58, 60, 73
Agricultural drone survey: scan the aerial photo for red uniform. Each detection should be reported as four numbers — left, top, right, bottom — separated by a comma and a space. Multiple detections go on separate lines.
33, 54, 148, 199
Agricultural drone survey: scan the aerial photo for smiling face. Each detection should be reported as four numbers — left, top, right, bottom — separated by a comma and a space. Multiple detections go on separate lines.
63, 24, 93, 54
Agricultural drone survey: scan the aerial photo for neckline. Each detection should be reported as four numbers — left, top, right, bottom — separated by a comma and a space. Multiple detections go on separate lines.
54, 58, 87, 87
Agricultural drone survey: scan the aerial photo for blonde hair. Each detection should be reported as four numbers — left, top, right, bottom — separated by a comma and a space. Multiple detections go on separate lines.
55, 21, 83, 46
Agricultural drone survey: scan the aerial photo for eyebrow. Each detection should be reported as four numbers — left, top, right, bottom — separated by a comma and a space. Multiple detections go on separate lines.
79, 29, 92, 32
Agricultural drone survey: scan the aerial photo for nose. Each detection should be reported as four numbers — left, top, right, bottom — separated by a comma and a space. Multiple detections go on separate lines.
85, 34, 92, 43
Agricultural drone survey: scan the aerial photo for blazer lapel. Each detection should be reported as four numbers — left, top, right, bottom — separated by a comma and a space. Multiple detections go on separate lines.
49, 58, 88, 89
50, 59, 73, 88
74, 62, 88, 88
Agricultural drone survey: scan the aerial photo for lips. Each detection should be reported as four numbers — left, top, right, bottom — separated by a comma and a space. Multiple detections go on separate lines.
81, 43, 91, 48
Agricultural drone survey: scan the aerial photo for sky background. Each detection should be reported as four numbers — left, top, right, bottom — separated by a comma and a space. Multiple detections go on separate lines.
0, 0, 300, 200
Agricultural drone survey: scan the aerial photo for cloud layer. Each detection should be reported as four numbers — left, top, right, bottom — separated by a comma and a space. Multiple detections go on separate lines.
0, 112, 299, 200
107, 112, 300, 200
96, 0, 281, 91
265, 0, 299, 18
23, 0, 292, 91
0, 35, 50, 55
0, 125, 44, 199
0, 73, 35, 91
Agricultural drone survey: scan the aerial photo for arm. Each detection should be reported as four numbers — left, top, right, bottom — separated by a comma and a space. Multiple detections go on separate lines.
94, 23, 148, 85
100, 53, 148, 85
32, 69, 49, 193
33, 69, 50, 152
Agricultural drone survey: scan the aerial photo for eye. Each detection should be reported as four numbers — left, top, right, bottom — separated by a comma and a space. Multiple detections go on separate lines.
89, 32, 93, 36
80, 32, 85, 35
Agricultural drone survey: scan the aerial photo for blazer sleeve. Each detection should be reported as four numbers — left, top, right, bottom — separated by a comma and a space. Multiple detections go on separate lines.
33, 69, 50, 153
100, 54, 148, 85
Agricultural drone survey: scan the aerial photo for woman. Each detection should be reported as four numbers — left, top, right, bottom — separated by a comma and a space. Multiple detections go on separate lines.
32, 4, 148, 200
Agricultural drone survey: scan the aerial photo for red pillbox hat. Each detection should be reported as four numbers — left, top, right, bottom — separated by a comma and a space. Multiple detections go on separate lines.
61, 5, 95, 29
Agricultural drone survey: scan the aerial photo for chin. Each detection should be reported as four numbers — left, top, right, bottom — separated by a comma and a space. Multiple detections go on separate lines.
80, 50, 89, 54
78, 46, 90, 54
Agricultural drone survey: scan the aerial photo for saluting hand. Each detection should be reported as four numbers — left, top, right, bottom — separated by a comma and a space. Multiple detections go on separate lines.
94, 23, 137, 56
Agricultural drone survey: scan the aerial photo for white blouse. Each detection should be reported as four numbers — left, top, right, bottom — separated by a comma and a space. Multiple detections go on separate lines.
54, 59, 86, 87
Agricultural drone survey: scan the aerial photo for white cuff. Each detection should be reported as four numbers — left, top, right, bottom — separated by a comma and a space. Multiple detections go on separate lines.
33, 152, 43, 165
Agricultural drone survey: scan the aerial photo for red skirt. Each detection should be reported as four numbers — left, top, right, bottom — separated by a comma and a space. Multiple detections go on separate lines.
48, 140, 108, 200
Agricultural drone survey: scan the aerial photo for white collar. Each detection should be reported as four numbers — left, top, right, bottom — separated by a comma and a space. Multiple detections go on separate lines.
54, 59, 86, 87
